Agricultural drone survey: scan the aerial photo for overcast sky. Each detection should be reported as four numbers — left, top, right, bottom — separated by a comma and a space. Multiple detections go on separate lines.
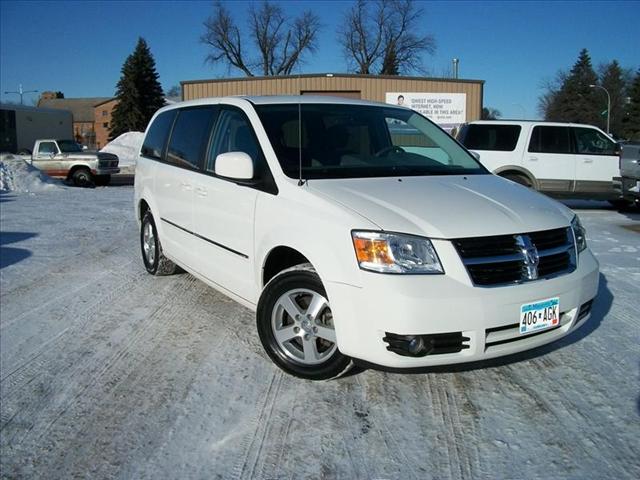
1, 0, 638, 119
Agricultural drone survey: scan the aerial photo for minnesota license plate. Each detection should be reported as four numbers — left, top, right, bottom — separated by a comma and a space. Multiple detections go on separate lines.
520, 297, 560, 334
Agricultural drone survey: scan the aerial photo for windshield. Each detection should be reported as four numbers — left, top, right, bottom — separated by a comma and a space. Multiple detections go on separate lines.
57, 140, 83, 153
255, 104, 487, 179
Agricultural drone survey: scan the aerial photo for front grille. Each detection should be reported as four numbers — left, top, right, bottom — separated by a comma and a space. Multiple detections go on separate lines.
97, 153, 119, 168
485, 311, 568, 349
453, 227, 576, 286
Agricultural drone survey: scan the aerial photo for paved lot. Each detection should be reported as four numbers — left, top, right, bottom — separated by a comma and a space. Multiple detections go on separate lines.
1, 186, 639, 479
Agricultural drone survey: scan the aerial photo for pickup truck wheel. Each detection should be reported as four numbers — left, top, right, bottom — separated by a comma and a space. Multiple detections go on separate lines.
72, 168, 94, 187
140, 211, 178, 275
257, 264, 352, 380
501, 172, 533, 188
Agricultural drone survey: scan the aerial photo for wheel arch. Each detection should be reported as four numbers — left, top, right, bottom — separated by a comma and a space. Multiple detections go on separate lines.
66, 164, 92, 180
138, 199, 151, 222
261, 245, 314, 288
493, 165, 539, 189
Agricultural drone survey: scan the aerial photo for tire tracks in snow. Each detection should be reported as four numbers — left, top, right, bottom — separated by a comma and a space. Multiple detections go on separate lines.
231, 371, 284, 480
0, 273, 198, 452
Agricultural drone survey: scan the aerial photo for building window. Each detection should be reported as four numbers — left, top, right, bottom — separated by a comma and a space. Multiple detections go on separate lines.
103, 122, 109, 128
102, 110, 108, 117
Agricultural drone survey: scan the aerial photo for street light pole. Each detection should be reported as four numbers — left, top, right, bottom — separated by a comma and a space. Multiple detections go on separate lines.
3, 84, 39, 105
589, 84, 611, 135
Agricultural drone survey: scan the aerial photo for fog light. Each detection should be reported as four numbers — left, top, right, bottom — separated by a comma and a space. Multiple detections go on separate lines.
407, 336, 425, 355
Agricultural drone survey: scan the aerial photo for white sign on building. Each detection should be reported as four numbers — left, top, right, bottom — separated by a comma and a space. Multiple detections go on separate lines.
385, 92, 467, 132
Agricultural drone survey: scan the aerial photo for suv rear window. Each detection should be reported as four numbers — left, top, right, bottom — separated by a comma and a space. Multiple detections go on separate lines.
457, 124, 521, 151
141, 110, 177, 160
528, 126, 571, 154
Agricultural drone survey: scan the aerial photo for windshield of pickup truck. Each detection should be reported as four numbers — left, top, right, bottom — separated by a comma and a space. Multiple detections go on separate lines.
57, 140, 83, 153
255, 104, 487, 179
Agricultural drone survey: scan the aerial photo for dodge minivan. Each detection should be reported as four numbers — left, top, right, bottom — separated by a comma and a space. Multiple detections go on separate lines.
134, 97, 599, 380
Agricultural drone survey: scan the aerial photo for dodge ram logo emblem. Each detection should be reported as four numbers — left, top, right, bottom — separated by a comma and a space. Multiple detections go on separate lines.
515, 235, 539, 280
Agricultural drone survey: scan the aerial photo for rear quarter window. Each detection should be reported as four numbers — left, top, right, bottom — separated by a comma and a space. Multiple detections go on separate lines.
459, 124, 521, 151
166, 107, 217, 169
141, 110, 177, 160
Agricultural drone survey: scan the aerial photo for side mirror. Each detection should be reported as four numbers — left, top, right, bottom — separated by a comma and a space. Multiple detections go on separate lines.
215, 151, 254, 180
470, 150, 480, 161
614, 143, 622, 156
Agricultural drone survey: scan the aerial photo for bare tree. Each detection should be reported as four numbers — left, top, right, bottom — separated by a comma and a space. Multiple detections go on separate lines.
201, 0, 320, 77
481, 107, 502, 120
338, 0, 436, 75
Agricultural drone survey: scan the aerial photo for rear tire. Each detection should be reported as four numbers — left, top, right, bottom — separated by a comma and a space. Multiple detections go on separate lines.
257, 264, 352, 380
501, 172, 533, 188
72, 168, 94, 187
140, 210, 178, 275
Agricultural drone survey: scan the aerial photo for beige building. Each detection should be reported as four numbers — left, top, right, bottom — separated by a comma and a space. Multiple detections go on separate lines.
181, 73, 484, 128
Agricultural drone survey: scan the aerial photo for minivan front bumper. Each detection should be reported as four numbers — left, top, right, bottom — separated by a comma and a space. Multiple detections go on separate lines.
327, 249, 599, 368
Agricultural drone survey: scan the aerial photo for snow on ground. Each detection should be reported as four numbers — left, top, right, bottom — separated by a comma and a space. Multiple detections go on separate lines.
0, 154, 62, 193
100, 131, 143, 174
0, 187, 639, 479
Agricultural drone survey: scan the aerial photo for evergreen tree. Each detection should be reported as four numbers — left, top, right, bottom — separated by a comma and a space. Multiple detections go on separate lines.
598, 60, 627, 136
544, 49, 599, 124
622, 69, 640, 140
109, 38, 165, 140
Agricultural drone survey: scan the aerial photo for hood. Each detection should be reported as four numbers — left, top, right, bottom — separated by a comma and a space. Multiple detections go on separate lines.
307, 174, 574, 239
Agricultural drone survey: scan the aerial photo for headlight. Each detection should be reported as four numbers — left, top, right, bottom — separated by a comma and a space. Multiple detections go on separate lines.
351, 231, 444, 274
571, 215, 587, 252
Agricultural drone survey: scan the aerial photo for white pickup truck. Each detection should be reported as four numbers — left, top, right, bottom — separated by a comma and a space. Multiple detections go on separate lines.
28, 139, 120, 186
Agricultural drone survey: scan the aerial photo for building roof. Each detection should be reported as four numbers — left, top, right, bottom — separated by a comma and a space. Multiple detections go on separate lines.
0, 102, 72, 115
181, 72, 485, 86
93, 98, 119, 108
37, 97, 112, 122
157, 95, 404, 114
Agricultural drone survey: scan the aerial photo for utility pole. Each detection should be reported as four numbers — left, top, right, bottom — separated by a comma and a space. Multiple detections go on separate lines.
3, 84, 39, 105
589, 84, 611, 135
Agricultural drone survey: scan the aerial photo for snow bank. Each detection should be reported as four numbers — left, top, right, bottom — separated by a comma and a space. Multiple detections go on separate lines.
0, 154, 62, 193
100, 132, 143, 173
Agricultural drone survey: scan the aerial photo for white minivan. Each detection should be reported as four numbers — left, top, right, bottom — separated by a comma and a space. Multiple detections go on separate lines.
134, 97, 599, 380
457, 120, 621, 201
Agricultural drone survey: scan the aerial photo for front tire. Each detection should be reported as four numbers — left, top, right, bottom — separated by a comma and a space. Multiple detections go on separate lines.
72, 168, 94, 187
257, 264, 352, 380
140, 210, 178, 275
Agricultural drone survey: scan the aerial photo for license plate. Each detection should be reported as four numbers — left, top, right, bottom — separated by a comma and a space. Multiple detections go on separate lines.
520, 297, 560, 334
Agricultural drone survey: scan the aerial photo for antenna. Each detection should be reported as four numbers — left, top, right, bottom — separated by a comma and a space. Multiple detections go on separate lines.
297, 72, 305, 186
